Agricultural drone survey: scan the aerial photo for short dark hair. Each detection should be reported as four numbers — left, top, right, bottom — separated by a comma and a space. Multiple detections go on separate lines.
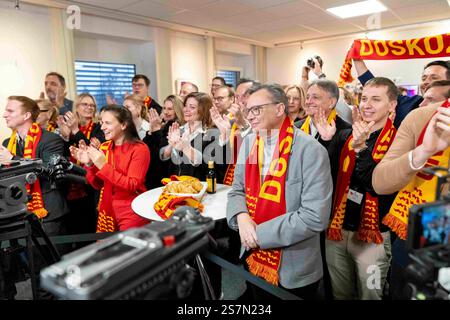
364, 77, 399, 101
8, 96, 40, 122
101, 104, 140, 142
424, 60, 450, 80
45, 72, 66, 86
212, 76, 226, 85
132, 74, 150, 86
308, 79, 340, 101
247, 83, 289, 115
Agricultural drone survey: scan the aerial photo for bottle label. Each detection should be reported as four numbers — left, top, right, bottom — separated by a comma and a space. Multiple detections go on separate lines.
207, 177, 216, 193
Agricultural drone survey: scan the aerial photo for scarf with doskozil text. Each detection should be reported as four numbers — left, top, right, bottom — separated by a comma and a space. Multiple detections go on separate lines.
328, 118, 396, 244
96, 140, 117, 232
245, 116, 294, 285
383, 99, 450, 240
7, 123, 48, 219
338, 34, 450, 86
300, 108, 337, 136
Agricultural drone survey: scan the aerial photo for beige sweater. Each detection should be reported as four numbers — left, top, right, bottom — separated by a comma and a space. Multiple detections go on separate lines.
372, 102, 442, 195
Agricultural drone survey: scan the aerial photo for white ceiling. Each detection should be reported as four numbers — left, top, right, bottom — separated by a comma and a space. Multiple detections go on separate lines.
67, 0, 450, 45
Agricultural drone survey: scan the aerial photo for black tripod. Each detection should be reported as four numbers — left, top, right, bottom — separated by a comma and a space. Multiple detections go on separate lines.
0, 212, 60, 300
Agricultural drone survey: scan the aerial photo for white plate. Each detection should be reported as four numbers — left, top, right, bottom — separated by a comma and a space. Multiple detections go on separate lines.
164, 181, 207, 201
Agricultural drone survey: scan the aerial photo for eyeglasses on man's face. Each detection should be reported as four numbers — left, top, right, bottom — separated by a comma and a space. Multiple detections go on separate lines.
243, 102, 278, 117
132, 82, 145, 88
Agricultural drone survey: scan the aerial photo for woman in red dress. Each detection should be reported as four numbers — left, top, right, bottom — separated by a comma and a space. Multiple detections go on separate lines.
70, 105, 150, 232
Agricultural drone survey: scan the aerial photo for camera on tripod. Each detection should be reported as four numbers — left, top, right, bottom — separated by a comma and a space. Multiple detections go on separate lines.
405, 166, 450, 300
0, 156, 86, 222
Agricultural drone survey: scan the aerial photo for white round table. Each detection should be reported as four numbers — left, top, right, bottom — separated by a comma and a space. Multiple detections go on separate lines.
132, 183, 232, 221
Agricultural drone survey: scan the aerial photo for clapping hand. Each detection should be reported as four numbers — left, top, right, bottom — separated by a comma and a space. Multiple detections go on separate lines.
69, 140, 91, 166
63, 111, 79, 135
87, 145, 107, 169
149, 108, 162, 132
56, 115, 71, 140
210, 106, 231, 140
351, 119, 375, 152
89, 137, 101, 149
168, 122, 182, 150
314, 108, 336, 141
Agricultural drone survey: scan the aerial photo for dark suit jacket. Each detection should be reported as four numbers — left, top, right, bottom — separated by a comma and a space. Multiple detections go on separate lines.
3, 130, 70, 221
294, 114, 351, 147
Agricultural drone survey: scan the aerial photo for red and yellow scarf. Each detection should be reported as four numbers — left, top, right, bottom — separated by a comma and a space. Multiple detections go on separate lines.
144, 96, 152, 111
383, 100, 450, 240
7, 123, 48, 219
328, 118, 396, 244
223, 123, 239, 186
96, 140, 117, 232
300, 108, 337, 136
245, 116, 294, 285
46, 121, 57, 133
338, 34, 450, 86
67, 121, 95, 201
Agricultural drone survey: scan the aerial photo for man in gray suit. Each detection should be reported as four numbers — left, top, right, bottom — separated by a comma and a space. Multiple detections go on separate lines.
226, 84, 333, 300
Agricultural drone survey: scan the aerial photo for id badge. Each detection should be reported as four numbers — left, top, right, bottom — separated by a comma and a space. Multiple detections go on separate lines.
347, 188, 364, 205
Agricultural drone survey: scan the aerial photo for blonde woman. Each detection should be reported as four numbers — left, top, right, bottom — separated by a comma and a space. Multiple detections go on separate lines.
285, 85, 306, 122
35, 98, 59, 132
143, 94, 184, 189
57, 93, 105, 236
123, 94, 150, 140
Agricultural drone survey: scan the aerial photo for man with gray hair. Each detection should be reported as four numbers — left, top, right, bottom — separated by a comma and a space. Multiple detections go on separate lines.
295, 79, 351, 145
226, 83, 332, 299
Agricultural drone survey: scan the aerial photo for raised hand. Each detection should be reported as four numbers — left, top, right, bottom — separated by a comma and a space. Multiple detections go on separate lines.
312, 57, 323, 77
210, 106, 231, 139
314, 108, 336, 141
167, 122, 182, 150
351, 120, 375, 152
89, 137, 101, 149
56, 115, 71, 140
87, 145, 107, 169
352, 105, 363, 124
55, 90, 67, 108
70, 140, 91, 165
422, 106, 450, 156
301, 66, 310, 80
148, 108, 162, 132
63, 111, 79, 135
105, 94, 117, 105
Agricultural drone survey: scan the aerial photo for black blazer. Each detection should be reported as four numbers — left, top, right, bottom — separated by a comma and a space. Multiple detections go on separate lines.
295, 114, 351, 148
3, 130, 70, 221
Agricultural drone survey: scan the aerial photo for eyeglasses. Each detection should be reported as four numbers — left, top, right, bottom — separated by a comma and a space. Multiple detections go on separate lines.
243, 102, 278, 117
213, 96, 228, 102
132, 83, 145, 88
79, 102, 96, 109
210, 84, 221, 88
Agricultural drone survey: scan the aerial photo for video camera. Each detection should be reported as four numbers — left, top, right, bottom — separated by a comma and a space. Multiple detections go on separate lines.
0, 156, 86, 221
40, 206, 215, 300
405, 166, 450, 300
